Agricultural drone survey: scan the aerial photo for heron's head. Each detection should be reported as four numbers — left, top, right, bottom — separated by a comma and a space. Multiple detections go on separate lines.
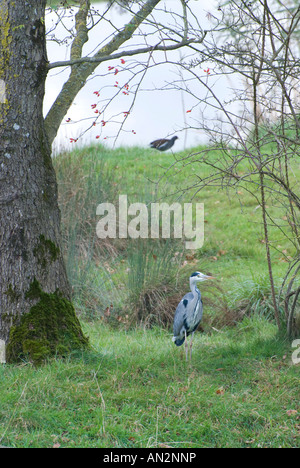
190, 271, 215, 283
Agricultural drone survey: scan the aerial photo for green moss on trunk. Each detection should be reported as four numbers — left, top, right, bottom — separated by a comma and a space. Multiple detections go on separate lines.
33, 235, 60, 269
6, 281, 89, 364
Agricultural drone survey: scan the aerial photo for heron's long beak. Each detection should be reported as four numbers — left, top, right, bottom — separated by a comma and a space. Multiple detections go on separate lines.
204, 275, 215, 280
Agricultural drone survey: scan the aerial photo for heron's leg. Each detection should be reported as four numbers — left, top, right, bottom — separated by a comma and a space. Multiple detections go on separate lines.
184, 330, 188, 362
189, 332, 194, 360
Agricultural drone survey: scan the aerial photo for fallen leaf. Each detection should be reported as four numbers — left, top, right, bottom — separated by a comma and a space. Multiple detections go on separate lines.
279, 257, 289, 263
286, 410, 297, 416
186, 254, 195, 261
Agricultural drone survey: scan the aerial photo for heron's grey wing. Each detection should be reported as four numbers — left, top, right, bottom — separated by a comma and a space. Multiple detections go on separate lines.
173, 292, 194, 336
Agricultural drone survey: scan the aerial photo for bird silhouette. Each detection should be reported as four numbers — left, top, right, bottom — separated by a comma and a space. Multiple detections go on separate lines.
150, 135, 178, 151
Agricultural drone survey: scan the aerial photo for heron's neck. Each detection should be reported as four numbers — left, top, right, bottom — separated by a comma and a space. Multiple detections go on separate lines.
190, 280, 200, 296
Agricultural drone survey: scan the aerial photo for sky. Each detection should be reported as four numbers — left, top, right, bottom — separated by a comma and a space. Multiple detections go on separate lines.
44, 0, 235, 153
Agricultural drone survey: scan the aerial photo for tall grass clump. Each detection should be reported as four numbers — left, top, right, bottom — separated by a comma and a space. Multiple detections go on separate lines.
53, 148, 123, 319
228, 273, 285, 324
125, 237, 185, 327
117, 176, 189, 327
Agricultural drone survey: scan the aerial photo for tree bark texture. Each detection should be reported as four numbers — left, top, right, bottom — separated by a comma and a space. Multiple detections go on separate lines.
0, 1, 87, 362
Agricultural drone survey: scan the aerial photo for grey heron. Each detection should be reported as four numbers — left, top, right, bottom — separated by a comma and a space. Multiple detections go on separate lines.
172, 271, 215, 361
150, 136, 178, 151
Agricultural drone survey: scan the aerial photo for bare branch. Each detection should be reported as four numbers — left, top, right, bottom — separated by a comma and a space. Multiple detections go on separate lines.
48, 37, 205, 70
45, 0, 162, 145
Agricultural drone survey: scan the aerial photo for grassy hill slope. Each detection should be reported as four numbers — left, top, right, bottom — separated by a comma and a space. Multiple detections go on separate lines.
0, 144, 299, 448
54, 144, 299, 324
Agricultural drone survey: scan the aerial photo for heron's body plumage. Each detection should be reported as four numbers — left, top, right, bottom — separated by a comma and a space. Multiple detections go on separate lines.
173, 288, 203, 346
172, 271, 214, 360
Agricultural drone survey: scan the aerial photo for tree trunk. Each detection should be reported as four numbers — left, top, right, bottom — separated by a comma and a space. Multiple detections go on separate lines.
0, 1, 88, 363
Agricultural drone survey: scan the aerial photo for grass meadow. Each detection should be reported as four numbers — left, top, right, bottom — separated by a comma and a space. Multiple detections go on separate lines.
0, 144, 299, 448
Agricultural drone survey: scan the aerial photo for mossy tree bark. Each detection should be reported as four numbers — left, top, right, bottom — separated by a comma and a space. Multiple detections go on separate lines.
0, 1, 88, 363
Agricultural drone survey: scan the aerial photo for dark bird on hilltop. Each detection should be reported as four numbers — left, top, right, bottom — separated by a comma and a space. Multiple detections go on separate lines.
173, 271, 215, 361
150, 135, 178, 151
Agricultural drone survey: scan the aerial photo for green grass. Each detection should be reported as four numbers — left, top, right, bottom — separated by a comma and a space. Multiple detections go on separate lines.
1, 143, 299, 448
53, 144, 299, 321
0, 317, 299, 448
